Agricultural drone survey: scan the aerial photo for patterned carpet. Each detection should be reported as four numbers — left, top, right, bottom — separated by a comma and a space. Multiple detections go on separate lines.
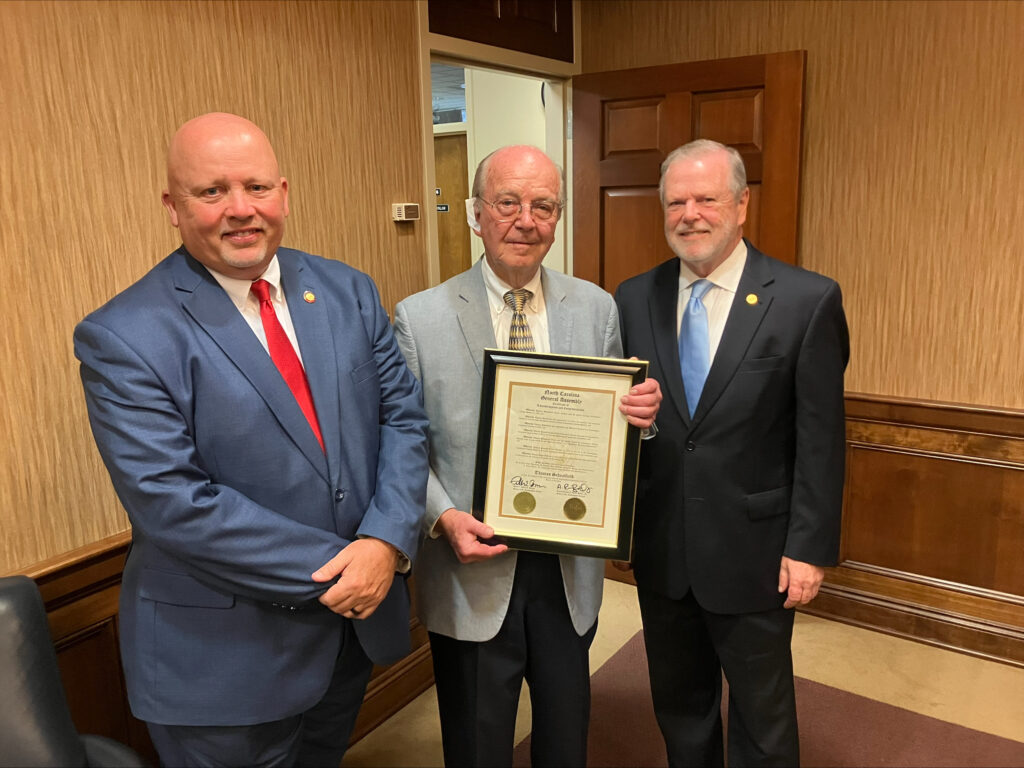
514, 631, 1024, 767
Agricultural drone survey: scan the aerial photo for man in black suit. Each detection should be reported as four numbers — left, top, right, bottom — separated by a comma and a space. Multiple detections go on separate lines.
614, 139, 849, 767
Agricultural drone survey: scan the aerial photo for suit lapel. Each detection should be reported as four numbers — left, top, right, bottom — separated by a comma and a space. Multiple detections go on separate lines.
455, 261, 497, 376
173, 252, 329, 482
542, 269, 573, 354
648, 258, 690, 425
692, 243, 775, 423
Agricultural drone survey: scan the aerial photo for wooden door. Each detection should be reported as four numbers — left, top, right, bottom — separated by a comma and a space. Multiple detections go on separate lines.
433, 132, 473, 282
573, 51, 805, 293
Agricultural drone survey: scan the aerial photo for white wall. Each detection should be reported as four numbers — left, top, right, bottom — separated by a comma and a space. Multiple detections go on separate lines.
465, 68, 568, 273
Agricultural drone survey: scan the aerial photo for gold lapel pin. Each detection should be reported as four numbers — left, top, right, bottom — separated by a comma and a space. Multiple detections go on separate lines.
303, 291, 316, 304
746, 293, 758, 305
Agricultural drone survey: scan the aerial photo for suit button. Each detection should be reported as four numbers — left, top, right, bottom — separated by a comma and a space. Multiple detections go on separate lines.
335, 489, 345, 502
685, 441, 696, 452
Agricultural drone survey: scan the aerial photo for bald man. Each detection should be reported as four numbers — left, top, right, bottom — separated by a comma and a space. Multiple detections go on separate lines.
394, 145, 661, 767
74, 113, 429, 766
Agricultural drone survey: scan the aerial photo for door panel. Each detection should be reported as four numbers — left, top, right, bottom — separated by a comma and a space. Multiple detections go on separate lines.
573, 51, 805, 293
601, 188, 674, 293
433, 133, 472, 282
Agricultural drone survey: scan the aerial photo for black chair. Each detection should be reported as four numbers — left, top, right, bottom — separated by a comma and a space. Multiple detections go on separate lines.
0, 575, 148, 767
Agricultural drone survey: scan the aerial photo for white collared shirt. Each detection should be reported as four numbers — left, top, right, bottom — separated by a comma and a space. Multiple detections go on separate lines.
204, 255, 307, 367
480, 256, 550, 354
677, 239, 748, 364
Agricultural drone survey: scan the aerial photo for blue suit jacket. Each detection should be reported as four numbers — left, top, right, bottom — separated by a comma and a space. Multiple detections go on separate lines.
74, 247, 429, 726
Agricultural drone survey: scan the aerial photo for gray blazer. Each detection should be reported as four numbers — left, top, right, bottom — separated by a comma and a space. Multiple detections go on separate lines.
394, 260, 622, 641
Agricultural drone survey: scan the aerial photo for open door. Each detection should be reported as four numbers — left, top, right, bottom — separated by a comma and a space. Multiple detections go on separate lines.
572, 51, 806, 293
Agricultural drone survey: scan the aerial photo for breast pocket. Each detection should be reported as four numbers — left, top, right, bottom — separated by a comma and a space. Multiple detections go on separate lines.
737, 355, 785, 374
351, 359, 379, 387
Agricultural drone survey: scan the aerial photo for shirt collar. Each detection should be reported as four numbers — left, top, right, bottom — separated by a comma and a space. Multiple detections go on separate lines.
678, 239, 747, 294
481, 255, 545, 314
204, 255, 282, 310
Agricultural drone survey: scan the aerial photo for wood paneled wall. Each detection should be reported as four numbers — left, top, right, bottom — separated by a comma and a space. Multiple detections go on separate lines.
0, 0, 428, 573
579, 0, 1024, 410
808, 395, 1024, 667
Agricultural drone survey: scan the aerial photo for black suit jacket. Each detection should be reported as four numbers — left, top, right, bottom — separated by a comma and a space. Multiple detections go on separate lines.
615, 241, 849, 614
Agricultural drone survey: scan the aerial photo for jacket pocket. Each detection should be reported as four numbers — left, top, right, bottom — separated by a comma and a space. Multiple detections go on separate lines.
745, 485, 791, 521
351, 358, 379, 386
138, 568, 235, 608
737, 355, 785, 373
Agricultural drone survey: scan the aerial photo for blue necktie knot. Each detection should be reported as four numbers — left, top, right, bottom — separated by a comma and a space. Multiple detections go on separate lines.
680, 279, 712, 418
690, 279, 713, 303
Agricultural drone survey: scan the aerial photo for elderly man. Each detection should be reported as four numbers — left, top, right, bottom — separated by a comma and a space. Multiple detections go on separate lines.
614, 139, 849, 766
394, 145, 661, 767
74, 113, 428, 767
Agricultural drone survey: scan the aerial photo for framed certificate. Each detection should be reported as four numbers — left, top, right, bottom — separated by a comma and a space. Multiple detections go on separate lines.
472, 349, 648, 560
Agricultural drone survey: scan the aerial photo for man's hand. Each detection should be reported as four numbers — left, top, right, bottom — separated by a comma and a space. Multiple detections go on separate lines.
619, 375, 662, 429
312, 538, 399, 619
610, 560, 633, 572
437, 508, 508, 564
777, 556, 825, 609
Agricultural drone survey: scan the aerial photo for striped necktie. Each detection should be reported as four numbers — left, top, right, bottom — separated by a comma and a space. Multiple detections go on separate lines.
503, 289, 536, 352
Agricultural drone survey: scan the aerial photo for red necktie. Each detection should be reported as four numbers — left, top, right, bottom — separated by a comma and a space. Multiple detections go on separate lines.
250, 279, 324, 452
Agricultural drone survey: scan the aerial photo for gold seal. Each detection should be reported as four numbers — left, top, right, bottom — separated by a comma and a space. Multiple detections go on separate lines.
746, 293, 758, 305
513, 492, 536, 515
303, 291, 316, 304
563, 497, 586, 521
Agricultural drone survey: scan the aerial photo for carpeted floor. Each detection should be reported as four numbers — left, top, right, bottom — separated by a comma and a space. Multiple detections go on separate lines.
513, 631, 1024, 767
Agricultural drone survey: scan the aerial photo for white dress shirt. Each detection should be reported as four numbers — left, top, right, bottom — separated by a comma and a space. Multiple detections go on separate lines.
677, 240, 748, 365
204, 255, 306, 366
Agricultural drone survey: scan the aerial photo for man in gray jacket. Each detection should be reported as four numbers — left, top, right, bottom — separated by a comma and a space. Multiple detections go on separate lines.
394, 145, 660, 767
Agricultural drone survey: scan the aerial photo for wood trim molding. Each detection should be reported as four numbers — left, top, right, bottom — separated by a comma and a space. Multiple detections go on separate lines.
845, 392, 1024, 438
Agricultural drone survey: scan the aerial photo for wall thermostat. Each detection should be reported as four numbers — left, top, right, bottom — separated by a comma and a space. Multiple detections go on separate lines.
392, 203, 420, 222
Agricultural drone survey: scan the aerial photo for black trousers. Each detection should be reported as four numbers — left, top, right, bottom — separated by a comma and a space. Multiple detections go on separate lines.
147, 619, 372, 768
428, 551, 597, 768
638, 587, 798, 768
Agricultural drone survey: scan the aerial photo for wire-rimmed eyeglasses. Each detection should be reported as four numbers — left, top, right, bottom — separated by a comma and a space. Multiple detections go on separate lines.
479, 197, 562, 223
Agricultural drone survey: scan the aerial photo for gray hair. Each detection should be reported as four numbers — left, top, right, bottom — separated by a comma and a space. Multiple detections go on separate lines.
471, 146, 566, 213
658, 139, 747, 205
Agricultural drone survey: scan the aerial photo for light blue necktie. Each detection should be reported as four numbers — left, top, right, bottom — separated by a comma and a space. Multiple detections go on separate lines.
679, 279, 713, 418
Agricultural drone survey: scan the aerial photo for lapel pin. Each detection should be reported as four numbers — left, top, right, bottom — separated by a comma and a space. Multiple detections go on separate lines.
303, 291, 316, 304
746, 293, 758, 305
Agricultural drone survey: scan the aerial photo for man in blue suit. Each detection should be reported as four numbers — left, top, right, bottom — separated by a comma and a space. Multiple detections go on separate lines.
74, 113, 429, 767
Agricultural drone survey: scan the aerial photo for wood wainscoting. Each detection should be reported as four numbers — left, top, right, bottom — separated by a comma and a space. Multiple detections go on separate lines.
17, 533, 433, 761
607, 393, 1024, 668
805, 393, 1024, 667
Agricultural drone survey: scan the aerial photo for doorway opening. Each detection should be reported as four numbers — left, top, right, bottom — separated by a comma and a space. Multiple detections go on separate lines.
430, 60, 568, 282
